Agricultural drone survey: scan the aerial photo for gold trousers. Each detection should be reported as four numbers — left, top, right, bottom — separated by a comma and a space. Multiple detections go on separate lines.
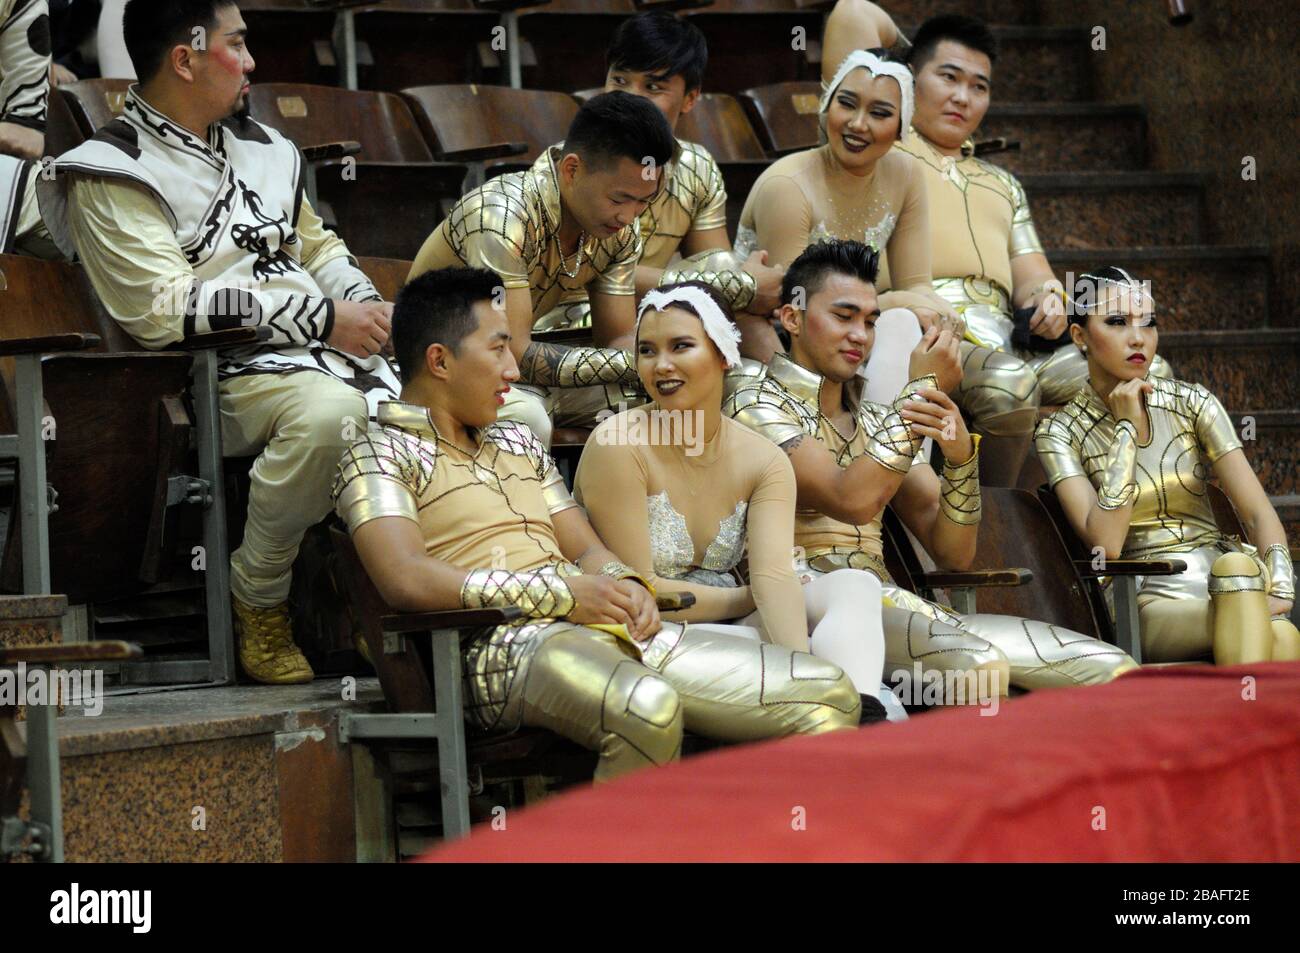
221, 370, 369, 606
463, 619, 859, 782
1137, 547, 1300, 664
877, 579, 1136, 691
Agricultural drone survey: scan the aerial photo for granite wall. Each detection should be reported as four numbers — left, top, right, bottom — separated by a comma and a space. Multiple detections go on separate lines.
1035, 0, 1300, 320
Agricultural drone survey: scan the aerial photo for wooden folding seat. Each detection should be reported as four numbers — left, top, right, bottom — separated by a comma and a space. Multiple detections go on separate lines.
1035, 485, 1188, 663
682, 1, 823, 96
0, 255, 267, 686
738, 81, 823, 156
401, 84, 579, 184
357, 256, 414, 304
246, 83, 467, 259
513, 1, 639, 92
349, 2, 498, 92
51, 78, 133, 152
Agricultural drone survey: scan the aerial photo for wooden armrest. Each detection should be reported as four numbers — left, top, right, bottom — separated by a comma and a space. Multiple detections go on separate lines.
1075, 558, 1188, 577
656, 592, 697, 611
381, 607, 524, 633
168, 327, 273, 351
301, 140, 362, 163
973, 138, 1021, 157
531, 327, 593, 345
437, 141, 529, 163
919, 569, 1033, 588
0, 332, 99, 357
0, 640, 143, 665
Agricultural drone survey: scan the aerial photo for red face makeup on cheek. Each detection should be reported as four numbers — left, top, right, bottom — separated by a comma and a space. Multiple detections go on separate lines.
213, 44, 244, 76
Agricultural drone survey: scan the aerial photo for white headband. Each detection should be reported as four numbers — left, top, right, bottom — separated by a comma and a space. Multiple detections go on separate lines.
636, 286, 743, 369
820, 49, 913, 141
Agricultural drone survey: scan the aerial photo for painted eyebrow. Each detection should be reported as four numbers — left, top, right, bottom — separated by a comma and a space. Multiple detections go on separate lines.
225, 28, 249, 38
870, 100, 896, 109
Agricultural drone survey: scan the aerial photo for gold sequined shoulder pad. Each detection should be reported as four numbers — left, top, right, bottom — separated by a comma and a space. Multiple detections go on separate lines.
481, 419, 554, 480
724, 375, 818, 446
333, 426, 435, 504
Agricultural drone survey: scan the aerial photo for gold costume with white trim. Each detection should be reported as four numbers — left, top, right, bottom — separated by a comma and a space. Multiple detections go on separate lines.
726, 355, 1136, 690
1036, 377, 1299, 662
333, 400, 858, 781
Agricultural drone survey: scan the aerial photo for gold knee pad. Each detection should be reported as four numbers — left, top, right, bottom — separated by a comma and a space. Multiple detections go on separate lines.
881, 599, 1011, 700
960, 614, 1137, 689
1271, 617, 1300, 662
1207, 552, 1272, 666
954, 343, 1042, 437
596, 662, 683, 781
762, 648, 861, 734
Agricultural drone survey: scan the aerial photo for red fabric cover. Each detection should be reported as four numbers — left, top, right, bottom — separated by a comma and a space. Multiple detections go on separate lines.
421, 663, 1300, 862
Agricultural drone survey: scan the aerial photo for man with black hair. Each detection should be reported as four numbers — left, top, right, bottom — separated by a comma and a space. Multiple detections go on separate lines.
39, 0, 400, 685
726, 239, 1136, 695
864, 13, 1171, 484
333, 266, 859, 782
409, 91, 674, 445
544, 11, 784, 357
0, 0, 50, 160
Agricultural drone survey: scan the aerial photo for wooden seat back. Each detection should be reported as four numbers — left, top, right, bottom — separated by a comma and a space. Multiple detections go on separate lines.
401, 84, 578, 166
676, 93, 769, 161
0, 256, 193, 602
738, 81, 822, 155
357, 257, 414, 303
56, 78, 134, 141
329, 523, 438, 712
247, 83, 435, 162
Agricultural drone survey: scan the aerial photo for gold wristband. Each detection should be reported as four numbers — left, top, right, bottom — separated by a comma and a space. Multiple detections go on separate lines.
460, 568, 576, 619
598, 560, 656, 596
556, 346, 639, 388
1097, 420, 1139, 510
939, 433, 982, 525
1264, 543, 1295, 601
866, 374, 939, 473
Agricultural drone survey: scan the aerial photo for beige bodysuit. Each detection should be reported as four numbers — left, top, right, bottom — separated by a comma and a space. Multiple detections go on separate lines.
574, 408, 807, 647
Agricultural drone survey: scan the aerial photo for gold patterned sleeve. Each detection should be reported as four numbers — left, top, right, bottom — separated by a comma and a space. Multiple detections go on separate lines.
658, 248, 756, 312
724, 383, 812, 448
332, 432, 424, 533
460, 568, 576, 619
588, 220, 641, 297
1190, 385, 1244, 463
690, 145, 729, 232
1094, 420, 1139, 509
1005, 169, 1045, 258
441, 186, 534, 290
1034, 414, 1089, 488
860, 375, 939, 473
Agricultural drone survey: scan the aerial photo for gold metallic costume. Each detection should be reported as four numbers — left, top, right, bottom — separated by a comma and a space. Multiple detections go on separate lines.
882, 134, 1172, 467
1036, 377, 1299, 663
726, 354, 1136, 690
536, 138, 757, 328
334, 400, 858, 781
409, 147, 646, 441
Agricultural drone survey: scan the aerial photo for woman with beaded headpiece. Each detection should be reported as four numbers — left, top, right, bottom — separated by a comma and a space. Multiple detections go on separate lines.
1036, 267, 1299, 663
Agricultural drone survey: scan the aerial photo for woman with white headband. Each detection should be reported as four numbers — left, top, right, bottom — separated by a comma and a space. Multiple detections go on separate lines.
734, 48, 957, 335
1036, 267, 1299, 664
575, 281, 895, 723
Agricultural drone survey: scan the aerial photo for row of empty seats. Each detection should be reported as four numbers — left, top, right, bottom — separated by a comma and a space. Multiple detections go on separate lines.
239, 0, 828, 95
47, 78, 828, 258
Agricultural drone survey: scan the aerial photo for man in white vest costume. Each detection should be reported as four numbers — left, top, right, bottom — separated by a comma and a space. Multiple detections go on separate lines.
38, 0, 400, 684
0, 0, 50, 160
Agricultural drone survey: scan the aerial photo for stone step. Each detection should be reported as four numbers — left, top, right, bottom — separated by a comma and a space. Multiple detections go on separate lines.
887, 0, 1037, 27
39, 679, 387, 861
1022, 171, 1206, 248
979, 103, 1144, 173
1231, 411, 1300, 499
1159, 329, 1300, 411
1046, 246, 1271, 331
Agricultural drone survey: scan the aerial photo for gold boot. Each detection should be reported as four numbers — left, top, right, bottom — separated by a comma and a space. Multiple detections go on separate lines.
233, 598, 315, 685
